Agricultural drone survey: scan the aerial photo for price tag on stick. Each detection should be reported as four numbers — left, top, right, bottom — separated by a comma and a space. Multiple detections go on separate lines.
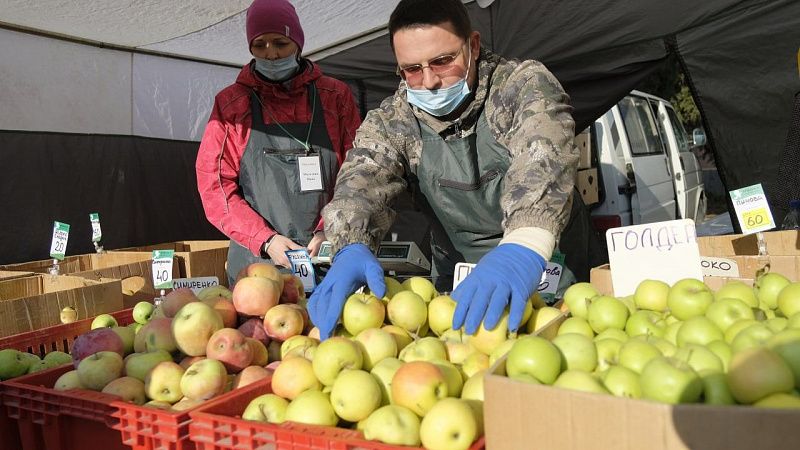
90, 213, 102, 242
152, 250, 175, 290
730, 184, 776, 234
286, 249, 317, 292
49, 221, 70, 260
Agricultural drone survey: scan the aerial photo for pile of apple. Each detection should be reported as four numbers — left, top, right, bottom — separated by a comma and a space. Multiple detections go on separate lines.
504, 273, 800, 409
43, 262, 308, 411
238, 275, 560, 450
0, 349, 73, 380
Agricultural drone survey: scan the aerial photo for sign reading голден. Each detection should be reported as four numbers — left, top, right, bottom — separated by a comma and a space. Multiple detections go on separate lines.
606, 219, 703, 297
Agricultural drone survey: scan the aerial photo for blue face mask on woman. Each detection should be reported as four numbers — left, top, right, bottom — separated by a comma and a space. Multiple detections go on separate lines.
255, 53, 300, 81
406, 46, 472, 117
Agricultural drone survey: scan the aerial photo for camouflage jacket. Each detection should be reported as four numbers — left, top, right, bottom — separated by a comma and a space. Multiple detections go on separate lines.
322, 48, 578, 255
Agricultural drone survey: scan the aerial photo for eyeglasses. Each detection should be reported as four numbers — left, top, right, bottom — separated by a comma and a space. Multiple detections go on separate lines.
396, 45, 466, 86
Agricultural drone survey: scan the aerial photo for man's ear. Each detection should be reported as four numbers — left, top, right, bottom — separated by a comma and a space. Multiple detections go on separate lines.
470, 31, 481, 58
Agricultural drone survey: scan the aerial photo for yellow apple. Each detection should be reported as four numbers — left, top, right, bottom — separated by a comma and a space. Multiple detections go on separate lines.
419, 398, 477, 450
354, 328, 397, 370
330, 369, 382, 422
363, 405, 421, 446
387, 291, 428, 334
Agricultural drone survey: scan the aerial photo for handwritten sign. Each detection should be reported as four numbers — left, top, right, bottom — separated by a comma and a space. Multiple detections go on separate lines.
606, 219, 703, 296
700, 256, 740, 278
173, 277, 219, 294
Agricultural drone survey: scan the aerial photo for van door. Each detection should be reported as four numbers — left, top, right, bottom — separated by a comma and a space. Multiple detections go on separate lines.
617, 95, 678, 223
660, 104, 705, 222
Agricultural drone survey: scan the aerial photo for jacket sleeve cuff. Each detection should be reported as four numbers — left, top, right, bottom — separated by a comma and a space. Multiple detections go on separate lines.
499, 227, 555, 260
249, 228, 277, 258
314, 219, 325, 233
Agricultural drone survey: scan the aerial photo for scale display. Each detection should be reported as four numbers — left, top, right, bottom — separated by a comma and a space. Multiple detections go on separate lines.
311, 240, 430, 274
377, 244, 410, 259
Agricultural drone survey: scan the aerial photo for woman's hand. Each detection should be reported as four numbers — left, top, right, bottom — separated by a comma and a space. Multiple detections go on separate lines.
266, 235, 303, 268
307, 231, 327, 256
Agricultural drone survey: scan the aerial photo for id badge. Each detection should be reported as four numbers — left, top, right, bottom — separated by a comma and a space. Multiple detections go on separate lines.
298, 154, 324, 192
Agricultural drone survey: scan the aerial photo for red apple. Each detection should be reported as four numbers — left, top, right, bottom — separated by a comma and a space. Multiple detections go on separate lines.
71, 328, 125, 368
239, 263, 284, 290
238, 318, 271, 347
203, 295, 238, 328
179, 355, 206, 370
233, 277, 281, 317
263, 304, 305, 341
162, 288, 200, 318
206, 328, 254, 373
133, 318, 176, 353
233, 365, 271, 389
280, 273, 306, 304
247, 338, 269, 366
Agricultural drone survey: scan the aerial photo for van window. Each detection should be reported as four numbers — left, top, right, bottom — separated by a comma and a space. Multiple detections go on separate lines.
649, 99, 670, 154
665, 107, 691, 152
618, 97, 665, 156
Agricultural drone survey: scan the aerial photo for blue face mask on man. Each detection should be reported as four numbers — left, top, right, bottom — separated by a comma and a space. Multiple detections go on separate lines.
255, 53, 300, 81
406, 45, 472, 117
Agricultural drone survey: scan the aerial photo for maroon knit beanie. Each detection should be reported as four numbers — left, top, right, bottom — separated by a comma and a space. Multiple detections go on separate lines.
246, 0, 305, 51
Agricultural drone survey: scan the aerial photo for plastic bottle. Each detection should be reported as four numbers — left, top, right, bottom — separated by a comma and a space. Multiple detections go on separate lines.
781, 200, 800, 230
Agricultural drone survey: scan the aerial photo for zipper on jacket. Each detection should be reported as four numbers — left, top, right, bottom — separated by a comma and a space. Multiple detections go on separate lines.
438, 168, 500, 191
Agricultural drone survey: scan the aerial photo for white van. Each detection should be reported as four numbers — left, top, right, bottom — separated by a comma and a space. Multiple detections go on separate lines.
579, 90, 707, 237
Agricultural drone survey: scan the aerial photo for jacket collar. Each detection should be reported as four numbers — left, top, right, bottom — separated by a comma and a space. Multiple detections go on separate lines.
236, 58, 322, 98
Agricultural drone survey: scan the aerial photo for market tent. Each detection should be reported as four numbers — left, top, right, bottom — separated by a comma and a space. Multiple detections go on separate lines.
1, 0, 798, 264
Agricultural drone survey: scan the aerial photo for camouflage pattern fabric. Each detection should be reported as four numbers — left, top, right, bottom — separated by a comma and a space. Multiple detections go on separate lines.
323, 48, 578, 256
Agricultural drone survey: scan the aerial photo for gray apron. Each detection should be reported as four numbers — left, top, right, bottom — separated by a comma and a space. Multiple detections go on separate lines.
411, 108, 580, 293
227, 83, 337, 284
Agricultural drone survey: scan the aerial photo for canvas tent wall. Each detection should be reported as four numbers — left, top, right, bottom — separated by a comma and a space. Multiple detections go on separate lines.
1, 0, 798, 264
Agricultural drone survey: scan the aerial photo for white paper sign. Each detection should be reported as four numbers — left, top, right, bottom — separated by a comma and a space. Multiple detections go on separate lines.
452, 262, 476, 291
286, 249, 316, 292
452, 261, 563, 295
298, 155, 323, 192
729, 184, 776, 234
90, 213, 102, 242
49, 221, 70, 260
172, 277, 220, 293
606, 219, 703, 297
152, 250, 175, 290
700, 256, 740, 278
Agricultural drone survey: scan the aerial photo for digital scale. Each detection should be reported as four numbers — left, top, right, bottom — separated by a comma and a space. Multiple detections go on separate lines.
312, 241, 431, 274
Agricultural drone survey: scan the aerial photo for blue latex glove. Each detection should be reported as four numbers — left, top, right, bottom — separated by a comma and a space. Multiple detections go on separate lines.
452, 243, 546, 334
307, 243, 386, 340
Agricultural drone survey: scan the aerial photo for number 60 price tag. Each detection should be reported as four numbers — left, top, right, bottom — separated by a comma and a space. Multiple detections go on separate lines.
152, 250, 175, 290
730, 184, 775, 234
286, 249, 316, 293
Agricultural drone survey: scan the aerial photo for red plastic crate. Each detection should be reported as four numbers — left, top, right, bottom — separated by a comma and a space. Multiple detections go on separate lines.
2, 364, 128, 450
0, 308, 134, 450
189, 379, 485, 450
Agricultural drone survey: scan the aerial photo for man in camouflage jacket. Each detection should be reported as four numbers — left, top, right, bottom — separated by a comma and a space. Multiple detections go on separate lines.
309, 0, 591, 340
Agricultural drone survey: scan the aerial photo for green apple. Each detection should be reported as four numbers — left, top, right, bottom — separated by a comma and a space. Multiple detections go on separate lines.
594, 338, 622, 372
766, 317, 789, 333
461, 370, 485, 401
102, 376, 146, 405
556, 317, 595, 339
594, 328, 629, 342
91, 314, 118, 329
640, 356, 703, 404
400, 276, 437, 303
285, 390, 338, 426
442, 336, 476, 366
0, 349, 31, 380
382, 276, 404, 301
399, 337, 447, 363
27, 359, 57, 374
54, 369, 85, 390
563, 282, 599, 319
625, 310, 666, 338
617, 295, 637, 315
663, 321, 682, 346
553, 369, 609, 394
43, 351, 72, 366
674, 344, 724, 373
788, 312, 800, 329
778, 282, 800, 318
461, 352, 490, 379
724, 319, 758, 343
391, 361, 449, 416
676, 316, 724, 347
526, 306, 563, 339
552, 333, 597, 372
312, 337, 363, 386
112, 326, 136, 355
505, 336, 562, 385
144, 361, 185, 404
181, 358, 228, 401
171, 301, 224, 356
342, 293, 386, 336
698, 369, 735, 405
587, 296, 629, 333
705, 297, 756, 332
753, 392, 800, 409
634, 279, 670, 312
767, 328, 800, 388
707, 340, 732, 372
667, 278, 714, 320
382, 325, 414, 352
331, 369, 382, 422
370, 357, 403, 405
124, 349, 172, 381
280, 335, 319, 360
243, 393, 289, 423
432, 360, 464, 398
363, 405, 421, 446
77, 351, 124, 391
754, 272, 791, 310
618, 339, 661, 374
731, 323, 774, 353
601, 365, 641, 398
428, 295, 457, 336
488, 338, 517, 367
640, 335, 676, 357
468, 313, 510, 356
354, 328, 397, 370
133, 301, 156, 324
727, 347, 794, 404
60, 306, 78, 324
714, 281, 758, 308
419, 398, 477, 450
387, 290, 428, 334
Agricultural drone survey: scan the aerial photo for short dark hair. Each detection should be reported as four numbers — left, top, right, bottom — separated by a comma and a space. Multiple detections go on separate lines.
388, 0, 472, 49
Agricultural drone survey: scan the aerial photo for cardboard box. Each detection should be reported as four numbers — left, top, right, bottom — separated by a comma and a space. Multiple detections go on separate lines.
0, 275, 122, 337
698, 230, 800, 257
575, 130, 592, 170
484, 354, 800, 450
1, 253, 176, 308
590, 264, 756, 296
0, 271, 34, 282
111, 240, 230, 286
577, 168, 599, 205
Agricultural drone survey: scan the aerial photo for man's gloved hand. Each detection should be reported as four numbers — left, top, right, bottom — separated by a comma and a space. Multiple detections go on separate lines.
307, 243, 386, 340
451, 243, 546, 334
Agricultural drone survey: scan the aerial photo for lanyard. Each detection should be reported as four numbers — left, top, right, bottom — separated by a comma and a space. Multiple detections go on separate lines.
253, 86, 317, 153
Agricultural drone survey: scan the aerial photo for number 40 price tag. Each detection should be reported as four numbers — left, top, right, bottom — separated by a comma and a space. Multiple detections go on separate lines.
286, 249, 316, 293
152, 250, 175, 290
